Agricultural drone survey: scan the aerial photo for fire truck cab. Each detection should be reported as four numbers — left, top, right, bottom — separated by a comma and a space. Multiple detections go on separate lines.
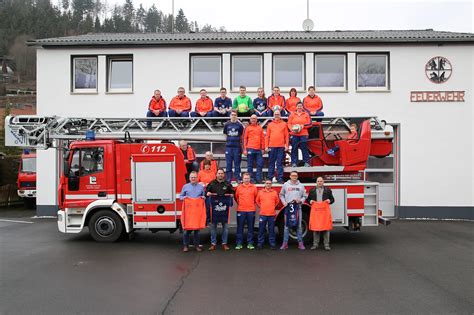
17, 151, 37, 208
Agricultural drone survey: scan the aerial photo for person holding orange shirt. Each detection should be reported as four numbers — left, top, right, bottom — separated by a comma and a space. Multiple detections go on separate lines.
265, 110, 289, 183
243, 114, 265, 183
256, 179, 280, 250
168, 87, 192, 117
146, 89, 167, 129
191, 89, 214, 117
288, 102, 312, 167
267, 86, 287, 116
303, 86, 324, 117
286, 88, 301, 114
234, 173, 258, 250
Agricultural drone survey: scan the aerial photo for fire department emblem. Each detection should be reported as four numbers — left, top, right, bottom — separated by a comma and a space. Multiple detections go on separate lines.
141, 145, 150, 153
425, 56, 452, 84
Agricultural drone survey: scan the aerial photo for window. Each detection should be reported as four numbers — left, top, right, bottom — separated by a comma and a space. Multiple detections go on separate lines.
357, 54, 389, 90
70, 148, 104, 177
273, 55, 304, 90
191, 55, 221, 91
232, 55, 262, 90
107, 56, 133, 92
21, 157, 36, 172
315, 54, 346, 91
72, 57, 97, 93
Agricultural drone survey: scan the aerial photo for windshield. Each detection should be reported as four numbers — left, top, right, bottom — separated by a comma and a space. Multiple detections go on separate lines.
22, 157, 36, 173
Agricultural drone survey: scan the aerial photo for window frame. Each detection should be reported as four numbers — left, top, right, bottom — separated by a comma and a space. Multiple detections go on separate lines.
314, 53, 347, 92
272, 54, 306, 92
189, 54, 222, 92
71, 56, 98, 94
231, 54, 263, 92
356, 53, 390, 91
106, 55, 134, 93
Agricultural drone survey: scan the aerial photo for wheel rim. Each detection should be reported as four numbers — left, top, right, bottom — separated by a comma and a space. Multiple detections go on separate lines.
95, 216, 116, 237
289, 220, 308, 240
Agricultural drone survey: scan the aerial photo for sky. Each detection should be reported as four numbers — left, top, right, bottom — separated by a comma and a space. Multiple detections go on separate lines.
104, 0, 473, 32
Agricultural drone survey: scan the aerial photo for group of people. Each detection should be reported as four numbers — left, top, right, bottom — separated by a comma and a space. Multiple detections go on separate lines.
180, 170, 335, 252
146, 85, 324, 125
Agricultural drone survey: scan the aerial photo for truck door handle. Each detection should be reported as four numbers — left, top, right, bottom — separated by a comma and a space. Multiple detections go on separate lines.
98, 192, 106, 197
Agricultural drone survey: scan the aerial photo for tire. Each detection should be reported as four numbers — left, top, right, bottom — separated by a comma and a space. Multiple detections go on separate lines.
88, 209, 124, 242
277, 208, 311, 243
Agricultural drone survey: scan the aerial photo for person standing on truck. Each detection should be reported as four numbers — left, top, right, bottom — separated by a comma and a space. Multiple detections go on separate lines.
253, 87, 269, 117
168, 87, 192, 117
180, 171, 206, 252
243, 114, 265, 183
265, 110, 289, 184
191, 89, 214, 118
287, 102, 312, 167
146, 89, 167, 129
279, 171, 307, 250
303, 86, 324, 117
267, 86, 287, 117
213, 87, 232, 118
179, 140, 199, 182
234, 173, 258, 250
286, 88, 301, 114
223, 111, 244, 183
206, 169, 234, 251
232, 86, 254, 117
307, 177, 335, 250
256, 179, 280, 250
199, 151, 218, 174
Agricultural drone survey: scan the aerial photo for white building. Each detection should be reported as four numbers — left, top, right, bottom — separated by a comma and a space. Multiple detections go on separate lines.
28, 30, 473, 218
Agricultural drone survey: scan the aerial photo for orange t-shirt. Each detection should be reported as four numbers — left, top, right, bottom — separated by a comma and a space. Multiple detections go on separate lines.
288, 111, 311, 136
199, 159, 218, 174
235, 183, 258, 211
256, 189, 280, 216
148, 96, 166, 112
182, 198, 207, 230
169, 95, 192, 111
197, 169, 216, 186
195, 97, 213, 113
268, 94, 286, 110
303, 95, 323, 113
244, 124, 265, 150
286, 96, 301, 113
309, 202, 333, 231
265, 119, 289, 148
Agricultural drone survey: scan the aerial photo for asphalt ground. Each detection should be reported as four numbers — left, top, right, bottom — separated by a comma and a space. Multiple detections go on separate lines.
0, 208, 473, 315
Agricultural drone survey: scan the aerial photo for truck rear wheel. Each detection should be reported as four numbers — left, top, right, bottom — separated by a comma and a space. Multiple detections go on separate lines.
88, 210, 124, 242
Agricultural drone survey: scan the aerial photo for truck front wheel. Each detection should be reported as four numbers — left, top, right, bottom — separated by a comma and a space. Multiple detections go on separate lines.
88, 210, 124, 242
277, 210, 311, 244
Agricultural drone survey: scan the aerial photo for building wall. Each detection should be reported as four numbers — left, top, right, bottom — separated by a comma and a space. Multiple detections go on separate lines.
35, 43, 474, 213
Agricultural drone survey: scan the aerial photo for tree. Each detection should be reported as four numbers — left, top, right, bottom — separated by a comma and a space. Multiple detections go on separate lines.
144, 4, 160, 32
174, 8, 190, 33
122, 0, 134, 32
94, 15, 101, 32
135, 4, 146, 32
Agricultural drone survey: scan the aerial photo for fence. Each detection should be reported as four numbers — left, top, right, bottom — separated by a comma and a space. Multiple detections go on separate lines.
0, 184, 22, 207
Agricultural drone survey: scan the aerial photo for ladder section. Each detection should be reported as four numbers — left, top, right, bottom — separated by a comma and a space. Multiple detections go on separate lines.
5, 115, 392, 149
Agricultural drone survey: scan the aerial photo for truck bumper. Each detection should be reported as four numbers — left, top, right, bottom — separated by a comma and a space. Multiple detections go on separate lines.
57, 211, 66, 233
18, 189, 36, 198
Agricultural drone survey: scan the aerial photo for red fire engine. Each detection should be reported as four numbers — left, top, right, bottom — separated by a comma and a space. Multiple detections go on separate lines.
17, 151, 37, 208
5, 115, 393, 242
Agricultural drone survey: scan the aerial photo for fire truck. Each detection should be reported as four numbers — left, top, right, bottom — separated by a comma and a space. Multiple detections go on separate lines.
17, 151, 37, 208
5, 115, 393, 242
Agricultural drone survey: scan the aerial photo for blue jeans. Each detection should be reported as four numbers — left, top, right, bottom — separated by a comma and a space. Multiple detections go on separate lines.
255, 110, 269, 117
210, 222, 229, 245
257, 215, 276, 247
225, 146, 242, 182
291, 136, 310, 165
236, 211, 255, 245
212, 110, 231, 117
146, 110, 166, 128
190, 111, 213, 117
267, 147, 285, 182
283, 206, 303, 243
168, 109, 190, 117
183, 230, 200, 247
247, 149, 263, 182
310, 111, 324, 122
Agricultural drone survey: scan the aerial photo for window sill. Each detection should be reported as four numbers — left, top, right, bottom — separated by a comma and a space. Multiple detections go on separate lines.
71, 91, 99, 95
356, 89, 391, 93
105, 91, 134, 95
315, 90, 349, 93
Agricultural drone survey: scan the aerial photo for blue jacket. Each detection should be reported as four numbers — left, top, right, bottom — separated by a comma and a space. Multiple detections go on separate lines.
253, 97, 268, 112
214, 97, 232, 111
223, 121, 244, 148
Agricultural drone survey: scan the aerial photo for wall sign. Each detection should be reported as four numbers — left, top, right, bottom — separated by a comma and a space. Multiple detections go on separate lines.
425, 56, 452, 84
410, 91, 465, 102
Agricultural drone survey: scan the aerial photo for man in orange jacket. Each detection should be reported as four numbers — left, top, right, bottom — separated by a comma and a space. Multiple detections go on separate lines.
179, 140, 199, 182
288, 102, 312, 167
256, 179, 280, 250
267, 86, 287, 116
191, 89, 214, 117
243, 114, 265, 183
168, 87, 192, 117
303, 86, 324, 117
146, 89, 167, 129
265, 110, 289, 183
234, 173, 258, 250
